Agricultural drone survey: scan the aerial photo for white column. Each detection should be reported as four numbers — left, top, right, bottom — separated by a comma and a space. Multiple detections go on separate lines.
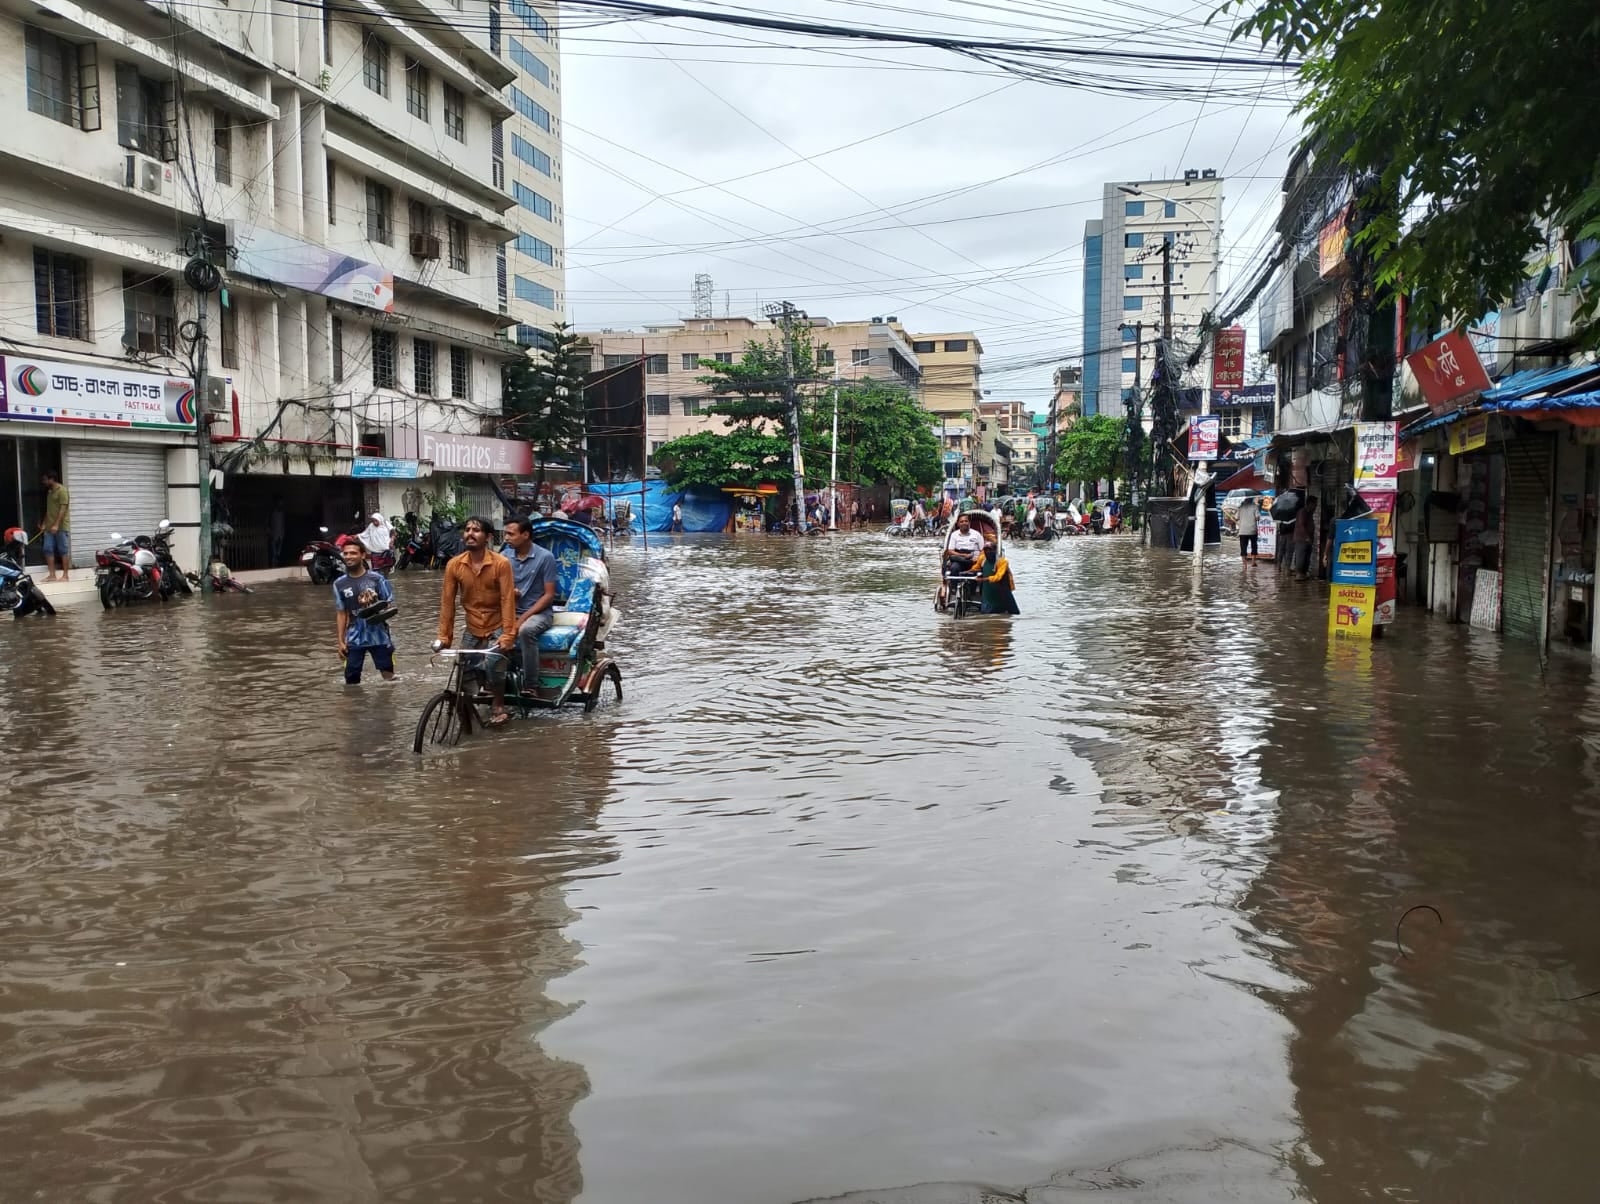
165, 446, 202, 571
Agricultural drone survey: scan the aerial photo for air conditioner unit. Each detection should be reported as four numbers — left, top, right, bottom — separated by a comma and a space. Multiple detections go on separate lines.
124, 154, 167, 196
203, 377, 230, 414
409, 233, 442, 260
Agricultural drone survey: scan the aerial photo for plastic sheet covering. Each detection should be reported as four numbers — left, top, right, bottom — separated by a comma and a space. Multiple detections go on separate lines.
586, 481, 733, 533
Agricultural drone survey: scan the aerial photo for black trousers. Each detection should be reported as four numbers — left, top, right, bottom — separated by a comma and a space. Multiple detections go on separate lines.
1238, 534, 1258, 558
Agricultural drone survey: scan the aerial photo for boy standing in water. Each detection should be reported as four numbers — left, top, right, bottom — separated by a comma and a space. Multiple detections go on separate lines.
333, 542, 397, 683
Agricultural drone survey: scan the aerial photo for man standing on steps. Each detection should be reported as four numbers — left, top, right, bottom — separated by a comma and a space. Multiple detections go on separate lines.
436, 516, 518, 726
39, 469, 70, 581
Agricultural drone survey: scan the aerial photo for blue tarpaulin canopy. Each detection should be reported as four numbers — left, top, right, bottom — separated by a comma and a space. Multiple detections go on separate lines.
585, 481, 734, 532
1400, 361, 1600, 440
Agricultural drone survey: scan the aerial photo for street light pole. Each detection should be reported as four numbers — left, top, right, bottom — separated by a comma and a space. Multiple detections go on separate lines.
829, 373, 840, 531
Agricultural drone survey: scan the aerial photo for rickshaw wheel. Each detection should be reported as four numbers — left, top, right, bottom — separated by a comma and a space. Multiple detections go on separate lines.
584, 663, 623, 712
952, 588, 968, 620
414, 690, 466, 752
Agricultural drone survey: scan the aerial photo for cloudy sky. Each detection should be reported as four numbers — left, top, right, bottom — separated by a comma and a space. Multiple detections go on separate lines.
560, 0, 1300, 405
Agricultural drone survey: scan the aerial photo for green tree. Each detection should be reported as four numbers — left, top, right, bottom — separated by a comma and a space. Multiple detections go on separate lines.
501, 321, 587, 488
807, 379, 941, 492
1056, 413, 1126, 488
699, 321, 823, 439
652, 430, 791, 490
1227, 0, 1600, 336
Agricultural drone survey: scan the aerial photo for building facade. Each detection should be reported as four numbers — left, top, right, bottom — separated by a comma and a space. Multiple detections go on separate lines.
1082, 172, 1223, 424
912, 333, 983, 419
1, 0, 544, 572
503, 0, 566, 349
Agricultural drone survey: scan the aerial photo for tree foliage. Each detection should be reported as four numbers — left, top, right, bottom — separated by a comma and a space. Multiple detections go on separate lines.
1056, 413, 1126, 486
1227, 0, 1600, 333
697, 322, 823, 439
806, 379, 942, 492
651, 430, 791, 490
501, 321, 587, 485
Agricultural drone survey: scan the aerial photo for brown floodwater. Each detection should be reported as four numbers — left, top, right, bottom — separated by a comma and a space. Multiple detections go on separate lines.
3, 533, 1600, 1203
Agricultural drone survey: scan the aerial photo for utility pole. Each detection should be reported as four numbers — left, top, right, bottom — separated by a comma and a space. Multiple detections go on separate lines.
765, 300, 808, 532
829, 374, 840, 531
182, 233, 221, 583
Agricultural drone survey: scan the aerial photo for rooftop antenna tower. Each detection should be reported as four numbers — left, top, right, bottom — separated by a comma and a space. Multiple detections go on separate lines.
692, 273, 714, 319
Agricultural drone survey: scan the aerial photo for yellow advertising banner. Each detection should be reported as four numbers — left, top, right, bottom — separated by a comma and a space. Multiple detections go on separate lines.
1338, 541, 1374, 565
1448, 413, 1489, 455
1329, 584, 1378, 640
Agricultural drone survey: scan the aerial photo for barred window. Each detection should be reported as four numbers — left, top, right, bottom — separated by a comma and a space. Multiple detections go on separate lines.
450, 346, 471, 399
404, 57, 429, 119
366, 178, 393, 244
372, 328, 397, 388
443, 83, 466, 142
447, 217, 469, 272
331, 316, 345, 382
363, 34, 389, 96
33, 247, 89, 340
122, 270, 175, 353
646, 395, 670, 416
213, 108, 233, 184
414, 338, 436, 395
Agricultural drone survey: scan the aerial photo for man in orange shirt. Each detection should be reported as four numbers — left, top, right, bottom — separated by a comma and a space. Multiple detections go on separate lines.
436, 515, 518, 725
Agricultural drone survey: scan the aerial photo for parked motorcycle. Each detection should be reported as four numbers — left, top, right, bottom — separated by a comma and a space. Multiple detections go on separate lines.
0, 529, 55, 618
150, 519, 194, 598
96, 533, 165, 609
397, 513, 432, 571
427, 514, 465, 567
301, 527, 342, 585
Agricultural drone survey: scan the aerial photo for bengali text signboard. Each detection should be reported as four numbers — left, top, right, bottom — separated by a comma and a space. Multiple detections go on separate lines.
1211, 326, 1247, 390
0, 354, 198, 431
1188, 414, 1221, 461
1406, 331, 1491, 415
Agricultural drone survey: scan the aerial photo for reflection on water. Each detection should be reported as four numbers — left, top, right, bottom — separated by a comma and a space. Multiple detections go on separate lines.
2, 535, 1600, 1201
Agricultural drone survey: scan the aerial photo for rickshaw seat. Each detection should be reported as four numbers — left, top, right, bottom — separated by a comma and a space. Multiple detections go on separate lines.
537, 626, 584, 655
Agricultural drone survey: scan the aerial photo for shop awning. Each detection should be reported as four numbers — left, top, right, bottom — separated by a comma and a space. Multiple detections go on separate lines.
1270, 420, 1356, 449
1217, 462, 1272, 493
1400, 361, 1600, 438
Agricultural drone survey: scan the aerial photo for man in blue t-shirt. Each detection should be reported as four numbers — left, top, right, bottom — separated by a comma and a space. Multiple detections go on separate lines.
333, 542, 396, 684
503, 514, 559, 683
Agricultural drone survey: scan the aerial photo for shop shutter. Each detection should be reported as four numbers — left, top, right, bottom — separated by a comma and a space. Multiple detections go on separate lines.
1501, 435, 1554, 644
458, 482, 500, 523
63, 443, 168, 569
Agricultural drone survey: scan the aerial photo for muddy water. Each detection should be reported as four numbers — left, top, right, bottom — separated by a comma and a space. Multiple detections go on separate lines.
3, 534, 1600, 1203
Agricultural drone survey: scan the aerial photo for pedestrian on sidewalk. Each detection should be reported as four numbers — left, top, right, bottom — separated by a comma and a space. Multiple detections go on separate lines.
333, 542, 396, 684
39, 469, 70, 581
1237, 495, 1260, 563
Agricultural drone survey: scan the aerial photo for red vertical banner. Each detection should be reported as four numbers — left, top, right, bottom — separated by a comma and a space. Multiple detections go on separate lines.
1212, 327, 1247, 390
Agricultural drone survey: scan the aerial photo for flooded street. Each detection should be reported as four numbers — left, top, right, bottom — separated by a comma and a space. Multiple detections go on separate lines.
5, 533, 1600, 1202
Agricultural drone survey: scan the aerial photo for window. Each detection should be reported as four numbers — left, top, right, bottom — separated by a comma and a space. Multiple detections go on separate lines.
645, 354, 668, 374
851, 348, 871, 365
27, 26, 95, 130
680, 398, 700, 416
510, 0, 551, 40
912, 340, 935, 353
648, 440, 664, 460
122, 270, 176, 353
366, 178, 393, 244
331, 316, 344, 382
1164, 201, 1178, 218
1124, 200, 1145, 217
515, 325, 553, 350
817, 348, 835, 367
714, 351, 733, 364
363, 34, 389, 96
327, 160, 337, 225
1124, 265, 1143, 280
219, 296, 238, 368
496, 245, 507, 311
646, 395, 670, 416
571, 355, 592, 375
603, 353, 633, 369
408, 199, 433, 239
512, 182, 553, 220
1124, 232, 1143, 248
1123, 296, 1144, 311
404, 57, 430, 119
1121, 357, 1138, 374
372, 329, 397, 387
509, 37, 551, 86
414, 338, 436, 394
510, 133, 552, 175
681, 352, 700, 370
1290, 336, 1311, 397
447, 216, 469, 271
1121, 327, 1137, 342
514, 276, 555, 308
33, 247, 89, 340
115, 64, 174, 160
491, 119, 505, 189
943, 339, 969, 352
515, 233, 555, 265
213, 108, 233, 184
1219, 408, 1246, 438
1311, 317, 1340, 390
450, 346, 471, 398
509, 86, 551, 131
489, 0, 501, 52
443, 83, 465, 141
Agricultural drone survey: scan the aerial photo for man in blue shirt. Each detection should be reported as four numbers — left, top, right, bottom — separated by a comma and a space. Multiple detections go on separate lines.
333, 542, 396, 683
503, 514, 559, 685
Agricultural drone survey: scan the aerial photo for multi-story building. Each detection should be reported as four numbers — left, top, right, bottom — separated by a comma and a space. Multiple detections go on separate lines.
578, 315, 924, 463
0, 0, 534, 572
910, 333, 983, 419
502, 2, 566, 349
1082, 172, 1223, 423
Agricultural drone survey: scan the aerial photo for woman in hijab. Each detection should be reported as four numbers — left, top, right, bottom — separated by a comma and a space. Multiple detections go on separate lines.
358, 512, 394, 557
978, 538, 1019, 615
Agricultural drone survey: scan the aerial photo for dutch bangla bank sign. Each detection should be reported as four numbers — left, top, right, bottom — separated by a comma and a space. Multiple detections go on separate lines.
395, 427, 532, 476
0, 354, 200, 431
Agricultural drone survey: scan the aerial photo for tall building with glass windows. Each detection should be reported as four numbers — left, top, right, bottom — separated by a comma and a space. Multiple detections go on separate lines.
502, 0, 565, 347
1081, 173, 1223, 423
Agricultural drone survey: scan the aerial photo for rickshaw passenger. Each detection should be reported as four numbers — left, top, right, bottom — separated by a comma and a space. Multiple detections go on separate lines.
503, 514, 559, 683
944, 515, 984, 574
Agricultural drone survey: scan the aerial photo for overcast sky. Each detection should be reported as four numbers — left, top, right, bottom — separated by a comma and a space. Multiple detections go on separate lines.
561, 0, 1299, 404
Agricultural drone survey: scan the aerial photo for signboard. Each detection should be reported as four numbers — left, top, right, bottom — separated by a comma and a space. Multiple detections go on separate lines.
231, 223, 395, 313
394, 427, 533, 476
1213, 383, 1274, 408
1354, 422, 1400, 490
1330, 518, 1379, 586
0, 354, 200, 431
1318, 207, 1349, 277
352, 457, 421, 479
1358, 490, 1396, 539
1188, 414, 1221, 461
1256, 513, 1278, 559
1406, 331, 1491, 415
1448, 412, 1490, 455
1211, 327, 1247, 390
1375, 557, 1398, 625
1329, 583, 1377, 639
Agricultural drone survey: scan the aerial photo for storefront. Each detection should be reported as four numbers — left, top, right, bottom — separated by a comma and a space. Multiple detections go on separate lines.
0, 354, 198, 569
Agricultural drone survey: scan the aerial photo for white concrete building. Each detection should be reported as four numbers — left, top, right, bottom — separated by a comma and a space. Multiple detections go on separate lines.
0, 0, 540, 572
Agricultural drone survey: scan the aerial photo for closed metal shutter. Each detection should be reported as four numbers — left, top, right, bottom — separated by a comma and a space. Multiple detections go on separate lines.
1502, 435, 1553, 643
458, 482, 500, 523
63, 443, 168, 568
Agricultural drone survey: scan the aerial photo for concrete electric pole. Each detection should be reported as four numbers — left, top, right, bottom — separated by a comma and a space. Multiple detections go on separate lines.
764, 301, 809, 533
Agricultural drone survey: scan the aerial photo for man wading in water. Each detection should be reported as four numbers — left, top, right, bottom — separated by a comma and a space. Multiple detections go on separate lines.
436, 516, 518, 725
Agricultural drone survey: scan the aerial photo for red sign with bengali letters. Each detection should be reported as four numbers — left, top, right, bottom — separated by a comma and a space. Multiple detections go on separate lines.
1406, 331, 1491, 415
1211, 326, 1247, 391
